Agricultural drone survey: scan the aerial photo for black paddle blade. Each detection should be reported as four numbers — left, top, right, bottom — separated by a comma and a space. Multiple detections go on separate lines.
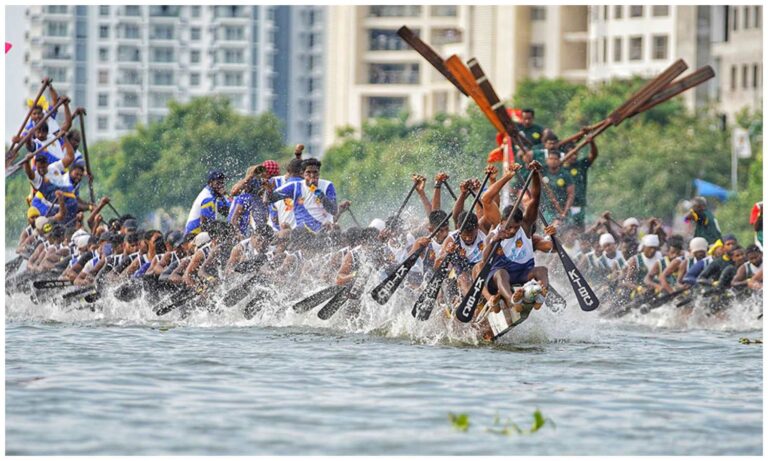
411, 262, 449, 320
222, 274, 260, 307
545, 285, 567, 313
6, 257, 24, 274
318, 286, 351, 320
370, 250, 421, 305
455, 257, 494, 323
154, 290, 196, 316
552, 238, 599, 311
61, 285, 97, 300
293, 285, 343, 313
33, 279, 72, 290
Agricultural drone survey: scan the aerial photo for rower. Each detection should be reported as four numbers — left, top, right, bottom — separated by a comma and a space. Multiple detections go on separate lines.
23, 134, 77, 218
541, 150, 574, 226
181, 232, 214, 288
481, 160, 545, 313
266, 158, 337, 232
731, 245, 763, 289
435, 211, 485, 296
597, 232, 627, 280
268, 158, 303, 230
621, 234, 662, 298
685, 196, 722, 244
643, 236, 684, 294
226, 224, 274, 275
184, 170, 231, 236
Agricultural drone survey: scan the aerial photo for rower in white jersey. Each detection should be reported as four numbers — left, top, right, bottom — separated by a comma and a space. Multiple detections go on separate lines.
597, 232, 627, 278
622, 233, 663, 294
225, 224, 274, 275
435, 211, 486, 296
268, 158, 303, 230
409, 210, 451, 288
266, 158, 337, 232
481, 160, 548, 314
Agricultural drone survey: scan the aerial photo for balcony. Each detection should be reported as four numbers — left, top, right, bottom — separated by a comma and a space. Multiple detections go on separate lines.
368, 64, 420, 85
120, 6, 143, 17
149, 5, 181, 17
368, 6, 422, 18
368, 29, 415, 51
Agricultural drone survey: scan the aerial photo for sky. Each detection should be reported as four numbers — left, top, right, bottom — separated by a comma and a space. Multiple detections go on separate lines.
5, 6, 27, 139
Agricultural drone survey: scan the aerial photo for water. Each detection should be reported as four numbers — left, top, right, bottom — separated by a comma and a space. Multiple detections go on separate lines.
5, 281, 762, 456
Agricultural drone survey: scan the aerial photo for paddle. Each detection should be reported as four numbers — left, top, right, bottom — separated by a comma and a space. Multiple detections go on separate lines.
411, 171, 492, 320
396, 26, 468, 96
6, 130, 67, 177
6, 96, 68, 167
638, 288, 689, 314
6, 255, 27, 275
370, 205, 455, 305
346, 208, 362, 228
33, 279, 72, 290
392, 181, 418, 226
318, 264, 374, 320
293, 285, 345, 313
7, 78, 50, 155
77, 111, 96, 204
154, 288, 198, 316
454, 170, 535, 323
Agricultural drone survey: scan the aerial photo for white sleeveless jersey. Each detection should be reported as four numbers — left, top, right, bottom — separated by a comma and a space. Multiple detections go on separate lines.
448, 229, 486, 264
600, 251, 627, 270
489, 225, 534, 265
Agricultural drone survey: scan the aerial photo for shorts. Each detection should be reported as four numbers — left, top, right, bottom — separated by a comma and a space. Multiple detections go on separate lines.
487, 257, 534, 295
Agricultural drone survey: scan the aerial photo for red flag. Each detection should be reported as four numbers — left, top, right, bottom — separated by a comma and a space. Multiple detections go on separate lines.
5, 42, 12, 54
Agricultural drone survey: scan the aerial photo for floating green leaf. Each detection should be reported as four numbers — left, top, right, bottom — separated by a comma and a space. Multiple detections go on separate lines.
448, 412, 470, 432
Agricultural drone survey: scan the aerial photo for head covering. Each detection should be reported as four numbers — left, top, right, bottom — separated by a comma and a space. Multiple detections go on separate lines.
71, 228, 89, 242
641, 234, 660, 248
599, 233, 615, 246
34, 217, 50, 232
166, 231, 184, 249
369, 218, 386, 232
74, 234, 91, 250
708, 239, 723, 256
689, 237, 708, 253
194, 232, 211, 248
27, 207, 40, 220
181, 232, 197, 245
261, 160, 280, 177
723, 233, 738, 243
623, 217, 639, 228
207, 170, 227, 183
98, 232, 113, 242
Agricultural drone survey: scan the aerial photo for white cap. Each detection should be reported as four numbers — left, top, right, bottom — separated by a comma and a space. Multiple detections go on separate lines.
34, 216, 50, 232
74, 235, 91, 250
369, 218, 386, 232
623, 217, 639, 228
194, 232, 211, 248
599, 233, 615, 246
70, 229, 89, 243
689, 237, 708, 253
641, 234, 660, 248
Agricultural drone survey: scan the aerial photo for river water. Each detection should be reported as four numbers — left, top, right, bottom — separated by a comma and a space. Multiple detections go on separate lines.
5, 279, 763, 455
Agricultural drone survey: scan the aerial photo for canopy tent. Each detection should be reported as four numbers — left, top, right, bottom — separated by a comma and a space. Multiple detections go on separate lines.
693, 178, 732, 202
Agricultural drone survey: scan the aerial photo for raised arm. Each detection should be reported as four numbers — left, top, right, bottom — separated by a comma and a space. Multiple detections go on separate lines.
58, 97, 73, 133
432, 172, 448, 211
413, 175, 431, 218
451, 180, 470, 228
522, 161, 542, 230
588, 140, 598, 164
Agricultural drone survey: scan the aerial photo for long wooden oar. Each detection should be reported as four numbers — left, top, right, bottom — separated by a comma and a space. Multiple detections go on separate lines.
6, 96, 67, 166
397, 26, 468, 96
6, 130, 67, 177
77, 111, 96, 204
8, 78, 50, 154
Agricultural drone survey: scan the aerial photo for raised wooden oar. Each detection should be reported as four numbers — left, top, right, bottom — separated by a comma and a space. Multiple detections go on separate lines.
6, 96, 67, 166
397, 26, 468, 96
77, 111, 96, 204
7, 78, 51, 155
6, 130, 67, 177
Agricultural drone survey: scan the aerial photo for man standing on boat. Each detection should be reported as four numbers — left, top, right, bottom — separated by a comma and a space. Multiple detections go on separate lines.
265, 158, 338, 232
184, 170, 231, 236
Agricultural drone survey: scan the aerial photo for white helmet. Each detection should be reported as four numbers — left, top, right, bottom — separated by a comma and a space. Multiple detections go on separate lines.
368, 218, 385, 232
689, 237, 708, 253
623, 217, 639, 228
194, 232, 211, 248
599, 233, 615, 247
641, 234, 660, 248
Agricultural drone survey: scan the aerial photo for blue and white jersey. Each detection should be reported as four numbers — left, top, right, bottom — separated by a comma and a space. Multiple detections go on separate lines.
489, 225, 534, 265
448, 229, 487, 265
29, 159, 78, 206
272, 179, 336, 232
269, 175, 302, 230
24, 109, 60, 138
33, 134, 65, 163
185, 186, 230, 235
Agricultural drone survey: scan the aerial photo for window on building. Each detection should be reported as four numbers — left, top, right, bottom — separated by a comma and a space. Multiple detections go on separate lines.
369, 29, 414, 51
367, 96, 408, 118
368, 6, 421, 17
629, 36, 643, 60
614, 6, 623, 19
121, 93, 139, 107
652, 35, 668, 60
613, 37, 622, 62
651, 6, 669, 17
99, 6, 110, 16
120, 70, 141, 85
190, 73, 200, 86
151, 47, 174, 63
603, 6, 609, 20
629, 6, 643, 18
431, 28, 462, 45
124, 5, 141, 16
368, 63, 420, 84
431, 6, 457, 17
46, 21, 69, 37
118, 114, 138, 129
123, 24, 140, 39
753, 64, 760, 89
98, 93, 109, 107
531, 7, 546, 21
149, 92, 173, 108
99, 25, 109, 39
224, 26, 245, 41
529, 44, 545, 69
223, 49, 244, 63
191, 6, 201, 18
755, 6, 761, 28
98, 117, 108, 130
99, 70, 109, 84
733, 8, 738, 31
151, 25, 174, 40
223, 72, 244, 86
602, 38, 607, 63
98, 47, 108, 62
46, 6, 68, 14
591, 39, 597, 63
44, 67, 67, 82
744, 6, 750, 29
742, 65, 749, 89
731, 65, 737, 90
191, 27, 201, 41
190, 50, 201, 63
152, 71, 174, 86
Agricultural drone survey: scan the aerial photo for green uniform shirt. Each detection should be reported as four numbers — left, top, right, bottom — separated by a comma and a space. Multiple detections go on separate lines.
562, 157, 592, 207
517, 123, 544, 147
691, 209, 722, 244
541, 167, 572, 222
519, 147, 547, 176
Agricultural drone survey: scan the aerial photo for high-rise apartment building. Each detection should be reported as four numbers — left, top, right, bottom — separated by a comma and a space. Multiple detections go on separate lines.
322, 5, 588, 150
710, 5, 762, 124
22, 5, 326, 151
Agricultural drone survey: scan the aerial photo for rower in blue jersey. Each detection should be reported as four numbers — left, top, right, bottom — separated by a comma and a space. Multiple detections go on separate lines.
185, 170, 231, 235
227, 178, 270, 238
23, 134, 81, 218
269, 158, 304, 230
266, 158, 338, 232
22, 98, 73, 164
